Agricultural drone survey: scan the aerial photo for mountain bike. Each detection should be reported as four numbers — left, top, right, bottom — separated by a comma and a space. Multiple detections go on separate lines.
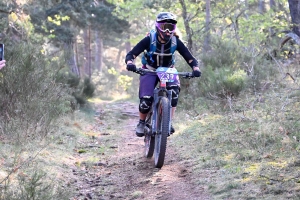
134, 67, 194, 168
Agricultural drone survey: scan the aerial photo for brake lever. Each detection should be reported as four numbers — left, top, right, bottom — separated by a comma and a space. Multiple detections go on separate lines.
135, 68, 149, 76
138, 69, 146, 76
183, 73, 194, 79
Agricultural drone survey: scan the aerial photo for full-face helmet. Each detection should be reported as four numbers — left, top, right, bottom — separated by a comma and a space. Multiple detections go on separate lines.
155, 12, 177, 41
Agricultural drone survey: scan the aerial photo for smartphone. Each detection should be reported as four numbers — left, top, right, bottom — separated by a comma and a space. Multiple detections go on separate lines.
0, 44, 4, 61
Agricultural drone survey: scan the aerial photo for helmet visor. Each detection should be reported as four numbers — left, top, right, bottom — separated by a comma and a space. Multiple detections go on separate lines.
156, 22, 176, 33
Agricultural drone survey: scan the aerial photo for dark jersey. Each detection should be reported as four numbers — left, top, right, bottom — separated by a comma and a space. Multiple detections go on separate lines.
125, 35, 198, 69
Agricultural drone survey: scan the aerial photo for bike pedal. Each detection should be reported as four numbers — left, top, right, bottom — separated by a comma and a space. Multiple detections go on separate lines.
144, 126, 150, 135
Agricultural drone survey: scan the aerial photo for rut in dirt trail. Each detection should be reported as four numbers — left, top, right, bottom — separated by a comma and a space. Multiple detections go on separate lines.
70, 101, 211, 200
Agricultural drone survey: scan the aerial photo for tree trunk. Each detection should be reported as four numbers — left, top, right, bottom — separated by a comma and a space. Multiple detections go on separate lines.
74, 38, 81, 77
125, 36, 131, 53
288, 0, 300, 37
203, 0, 211, 52
258, 0, 266, 14
95, 30, 100, 71
179, 0, 193, 53
269, 0, 276, 36
64, 42, 79, 76
95, 30, 103, 72
244, 0, 249, 19
88, 26, 92, 78
83, 29, 89, 76
116, 47, 124, 69
100, 39, 103, 73
270, 0, 276, 8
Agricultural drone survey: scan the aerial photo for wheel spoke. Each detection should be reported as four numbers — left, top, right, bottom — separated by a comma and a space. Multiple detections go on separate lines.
154, 97, 170, 168
144, 112, 154, 158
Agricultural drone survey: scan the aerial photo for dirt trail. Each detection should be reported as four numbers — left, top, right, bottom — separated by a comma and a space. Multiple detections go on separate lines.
69, 101, 211, 200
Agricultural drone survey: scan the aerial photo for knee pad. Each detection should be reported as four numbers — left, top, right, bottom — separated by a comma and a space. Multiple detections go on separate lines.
167, 85, 180, 107
139, 96, 153, 114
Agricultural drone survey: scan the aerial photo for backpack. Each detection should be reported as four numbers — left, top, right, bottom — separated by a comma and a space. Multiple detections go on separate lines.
141, 29, 177, 66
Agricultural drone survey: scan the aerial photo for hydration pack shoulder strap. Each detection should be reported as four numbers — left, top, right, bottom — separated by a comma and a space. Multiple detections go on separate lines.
170, 36, 177, 54
149, 29, 157, 53
142, 30, 177, 65
150, 30, 177, 54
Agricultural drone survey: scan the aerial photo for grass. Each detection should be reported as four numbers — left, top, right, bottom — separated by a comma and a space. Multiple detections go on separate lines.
171, 78, 300, 199
0, 97, 124, 199
131, 191, 143, 199
3, 64, 300, 199
65, 75, 300, 199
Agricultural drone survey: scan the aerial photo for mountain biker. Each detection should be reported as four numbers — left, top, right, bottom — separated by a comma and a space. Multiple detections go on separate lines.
125, 12, 201, 137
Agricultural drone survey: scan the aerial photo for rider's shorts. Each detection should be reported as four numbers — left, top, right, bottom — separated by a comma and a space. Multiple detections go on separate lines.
139, 65, 180, 99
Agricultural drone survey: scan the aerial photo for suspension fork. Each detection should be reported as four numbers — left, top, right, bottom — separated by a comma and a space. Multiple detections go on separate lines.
151, 87, 173, 135
167, 89, 172, 133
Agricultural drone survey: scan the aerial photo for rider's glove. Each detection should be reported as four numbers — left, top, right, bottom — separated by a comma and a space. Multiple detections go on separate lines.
192, 69, 201, 77
126, 63, 137, 72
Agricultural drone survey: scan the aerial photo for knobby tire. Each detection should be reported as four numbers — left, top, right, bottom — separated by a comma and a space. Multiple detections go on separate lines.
144, 111, 155, 158
154, 97, 170, 168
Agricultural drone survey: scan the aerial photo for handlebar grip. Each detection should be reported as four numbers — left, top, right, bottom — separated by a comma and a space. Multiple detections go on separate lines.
135, 68, 145, 75
178, 72, 194, 79
134, 68, 155, 75
134, 68, 195, 78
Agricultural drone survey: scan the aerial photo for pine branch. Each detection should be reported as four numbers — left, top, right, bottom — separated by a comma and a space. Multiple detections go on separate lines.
0, 9, 13, 15
280, 32, 300, 48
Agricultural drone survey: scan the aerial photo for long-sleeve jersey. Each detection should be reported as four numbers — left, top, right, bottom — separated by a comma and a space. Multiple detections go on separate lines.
125, 35, 198, 69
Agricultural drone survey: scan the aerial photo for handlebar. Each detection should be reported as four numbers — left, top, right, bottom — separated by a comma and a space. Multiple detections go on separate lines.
134, 68, 195, 79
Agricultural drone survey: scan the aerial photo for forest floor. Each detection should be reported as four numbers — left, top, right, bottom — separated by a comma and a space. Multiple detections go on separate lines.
4, 81, 300, 199
66, 100, 212, 200
3, 90, 300, 199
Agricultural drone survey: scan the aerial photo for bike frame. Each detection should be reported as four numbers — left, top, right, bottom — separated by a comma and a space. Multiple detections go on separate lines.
151, 81, 172, 136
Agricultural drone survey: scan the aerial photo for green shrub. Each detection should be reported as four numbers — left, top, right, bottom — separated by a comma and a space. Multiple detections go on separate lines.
56, 70, 95, 106
182, 65, 247, 99
118, 74, 133, 92
82, 77, 95, 98
56, 70, 80, 88
1, 169, 70, 200
201, 40, 242, 70
178, 36, 276, 110
123, 70, 140, 98
0, 42, 71, 142
223, 69, 247, 96
93, 66, 137, 99
71, 77, 95, 106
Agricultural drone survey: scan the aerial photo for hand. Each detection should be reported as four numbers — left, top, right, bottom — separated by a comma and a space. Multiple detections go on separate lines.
0, 60, 6, 70
126, 63, 137, 72
192, 66, 201, 77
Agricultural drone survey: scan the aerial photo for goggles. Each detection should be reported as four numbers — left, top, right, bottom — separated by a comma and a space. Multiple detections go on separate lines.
156, 22, 176, 33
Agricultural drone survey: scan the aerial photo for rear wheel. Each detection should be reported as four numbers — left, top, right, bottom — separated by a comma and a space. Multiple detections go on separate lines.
154, 97, 170, 168
144, 111, 154, 158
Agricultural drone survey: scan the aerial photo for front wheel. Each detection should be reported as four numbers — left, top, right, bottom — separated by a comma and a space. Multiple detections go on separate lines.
154, 97, 170, 168
144, 111, 154, 158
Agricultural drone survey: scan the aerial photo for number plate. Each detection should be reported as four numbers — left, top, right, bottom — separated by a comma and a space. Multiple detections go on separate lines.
156, 67, 178, 83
